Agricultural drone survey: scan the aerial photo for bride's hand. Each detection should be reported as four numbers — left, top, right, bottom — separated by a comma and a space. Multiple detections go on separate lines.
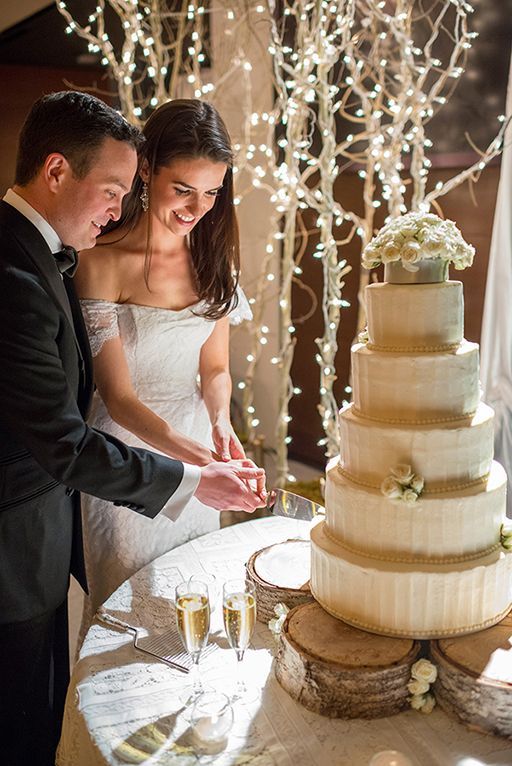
212, 418, 246, 461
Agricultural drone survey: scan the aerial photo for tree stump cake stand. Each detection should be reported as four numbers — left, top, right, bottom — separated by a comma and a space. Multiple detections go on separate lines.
431, 610, 512, 739
246, 539, 314, 623
275, 601, 422, 718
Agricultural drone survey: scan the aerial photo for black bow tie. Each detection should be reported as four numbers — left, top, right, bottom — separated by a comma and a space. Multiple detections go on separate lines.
54, 246, 78, 277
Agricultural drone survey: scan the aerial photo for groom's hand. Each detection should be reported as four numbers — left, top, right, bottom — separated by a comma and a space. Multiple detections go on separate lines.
194, 459, 266, 512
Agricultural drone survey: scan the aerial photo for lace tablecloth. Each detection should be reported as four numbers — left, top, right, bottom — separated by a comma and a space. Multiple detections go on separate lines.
57, 517, 512, 766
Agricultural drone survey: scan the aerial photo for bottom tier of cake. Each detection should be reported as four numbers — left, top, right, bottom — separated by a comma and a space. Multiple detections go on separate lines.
310, 522, 512, 639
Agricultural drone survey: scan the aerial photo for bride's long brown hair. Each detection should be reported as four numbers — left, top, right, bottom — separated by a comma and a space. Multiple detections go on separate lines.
110, 99, 239, 320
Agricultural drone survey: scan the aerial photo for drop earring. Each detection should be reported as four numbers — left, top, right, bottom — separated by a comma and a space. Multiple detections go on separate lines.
140, 182, 149, 212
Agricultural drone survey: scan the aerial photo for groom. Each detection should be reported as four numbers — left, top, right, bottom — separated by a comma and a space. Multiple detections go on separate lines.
0, 91, 265, 766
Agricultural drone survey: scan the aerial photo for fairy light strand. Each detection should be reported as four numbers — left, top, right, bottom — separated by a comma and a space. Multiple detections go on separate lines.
56, 0, 507, 481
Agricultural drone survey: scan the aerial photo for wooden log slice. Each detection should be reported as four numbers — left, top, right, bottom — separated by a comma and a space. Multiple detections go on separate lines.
275, 601, 421, 718
431, 610, 512, 739
246, 539, 314, 623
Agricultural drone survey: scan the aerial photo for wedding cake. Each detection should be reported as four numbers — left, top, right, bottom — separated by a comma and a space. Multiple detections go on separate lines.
310, 212, 512, 639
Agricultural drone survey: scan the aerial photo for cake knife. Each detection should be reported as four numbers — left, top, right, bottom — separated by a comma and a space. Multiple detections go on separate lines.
266, 487, 325, 521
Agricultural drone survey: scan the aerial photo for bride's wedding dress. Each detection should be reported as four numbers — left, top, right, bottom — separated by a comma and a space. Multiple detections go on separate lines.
78, 290, 251, 623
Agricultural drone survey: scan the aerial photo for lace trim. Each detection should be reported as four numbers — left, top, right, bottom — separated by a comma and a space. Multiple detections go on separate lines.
336, 464, 490, 495
322, 524, 502, 565
351, 406, 477, 426
229, 286, 253, 325
367, 341, 460, 353
80, 299, 120, 357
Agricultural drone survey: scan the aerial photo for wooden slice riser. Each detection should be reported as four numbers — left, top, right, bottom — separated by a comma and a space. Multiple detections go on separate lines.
276, 625, 420, 718
246, 544, 313, 623
430, 643, 512, 739
249, 581, 314, 623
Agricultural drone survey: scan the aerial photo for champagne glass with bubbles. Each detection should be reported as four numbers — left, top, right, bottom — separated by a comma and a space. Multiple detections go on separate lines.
222, 578, 258, 702
175, 578, 210, 704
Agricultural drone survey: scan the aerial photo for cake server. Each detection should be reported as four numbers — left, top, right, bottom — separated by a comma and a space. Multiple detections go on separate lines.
95, 609, 217, 673
266, 488, 325, 521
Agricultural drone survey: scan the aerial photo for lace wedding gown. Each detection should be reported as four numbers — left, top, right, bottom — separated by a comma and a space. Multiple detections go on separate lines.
79, 290, 251, 623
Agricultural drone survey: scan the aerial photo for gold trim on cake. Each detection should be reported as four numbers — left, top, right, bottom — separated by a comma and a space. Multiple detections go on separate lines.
351, 406, 477, 426
323, 523, 502, 565
367, 341, 460, 353
337, 464, 490, 495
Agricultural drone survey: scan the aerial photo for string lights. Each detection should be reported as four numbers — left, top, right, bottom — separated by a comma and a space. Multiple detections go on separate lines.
56, 0, 507, 486
252, 0, 507, 480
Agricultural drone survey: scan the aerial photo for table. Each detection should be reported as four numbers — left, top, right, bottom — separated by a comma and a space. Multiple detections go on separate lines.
57, 517, 512, 766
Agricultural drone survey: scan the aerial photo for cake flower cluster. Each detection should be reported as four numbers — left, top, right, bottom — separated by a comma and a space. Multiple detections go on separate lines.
268, 602, 289, 639
500, 522, 512, 551
408, 659, 437, 714
381, 464, 424, 504
361, 212, 475, 272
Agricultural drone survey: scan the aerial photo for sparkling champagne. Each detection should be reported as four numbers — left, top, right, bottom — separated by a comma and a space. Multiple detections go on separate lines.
176, 593, 210, 655
223, 592, 256, 652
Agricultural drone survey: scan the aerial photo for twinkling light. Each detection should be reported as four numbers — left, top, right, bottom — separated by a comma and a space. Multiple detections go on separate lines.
58, 0, 506, 485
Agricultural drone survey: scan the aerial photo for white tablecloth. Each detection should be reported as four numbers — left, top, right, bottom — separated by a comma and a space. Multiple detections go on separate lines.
57, 517, 512, 766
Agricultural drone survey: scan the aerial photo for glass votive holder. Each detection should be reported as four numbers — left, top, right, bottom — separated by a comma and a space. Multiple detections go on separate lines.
369, 751, 413, 766
190, 691, 233, 754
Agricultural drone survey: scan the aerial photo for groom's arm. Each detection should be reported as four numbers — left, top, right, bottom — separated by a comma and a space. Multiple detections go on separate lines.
0, 250, 187, 518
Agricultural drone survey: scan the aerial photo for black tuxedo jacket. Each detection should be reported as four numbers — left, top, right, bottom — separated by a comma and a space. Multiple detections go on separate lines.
0, 201, 185, 624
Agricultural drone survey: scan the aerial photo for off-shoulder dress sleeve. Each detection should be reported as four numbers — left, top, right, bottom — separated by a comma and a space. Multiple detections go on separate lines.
228, 285, 253, 325
80, 299, 120, 357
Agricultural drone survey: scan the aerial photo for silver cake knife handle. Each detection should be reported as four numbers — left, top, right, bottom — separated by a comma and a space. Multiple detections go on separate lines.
95, 609, 189, 674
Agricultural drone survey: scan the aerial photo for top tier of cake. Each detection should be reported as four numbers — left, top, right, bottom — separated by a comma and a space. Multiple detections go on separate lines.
366, 280, 462, 351
356, 279, 478, 424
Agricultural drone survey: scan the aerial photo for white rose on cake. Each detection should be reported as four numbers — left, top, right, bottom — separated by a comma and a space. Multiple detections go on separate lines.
420, 234, 444, 257
402, 488, 420, 504
381, 476, 403, 499
382, 242, 402, 262
400, 241, 422, 271
410, 474, 425, 494
391, 464, 415, 484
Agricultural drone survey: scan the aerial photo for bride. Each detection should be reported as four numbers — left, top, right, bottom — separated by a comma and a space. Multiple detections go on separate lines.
76, 99, 255, 622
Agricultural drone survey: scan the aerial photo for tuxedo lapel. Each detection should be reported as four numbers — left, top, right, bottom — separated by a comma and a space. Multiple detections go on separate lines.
0, 202, 84, 365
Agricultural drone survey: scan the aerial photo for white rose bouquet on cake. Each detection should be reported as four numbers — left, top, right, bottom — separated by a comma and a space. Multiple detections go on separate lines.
362, 212, 475, 272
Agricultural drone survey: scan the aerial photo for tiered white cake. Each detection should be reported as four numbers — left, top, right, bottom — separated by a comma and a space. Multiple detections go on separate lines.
310, 213, 512, 639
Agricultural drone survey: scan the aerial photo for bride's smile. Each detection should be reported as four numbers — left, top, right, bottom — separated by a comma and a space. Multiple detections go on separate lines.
142, 155, 227, 237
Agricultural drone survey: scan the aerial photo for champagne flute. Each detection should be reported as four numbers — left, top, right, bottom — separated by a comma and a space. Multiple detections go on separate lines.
175, 579, 210, 704
222, 578, 258, 703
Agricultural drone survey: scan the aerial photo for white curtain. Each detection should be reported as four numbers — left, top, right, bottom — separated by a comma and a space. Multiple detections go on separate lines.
480, 51, 512, 518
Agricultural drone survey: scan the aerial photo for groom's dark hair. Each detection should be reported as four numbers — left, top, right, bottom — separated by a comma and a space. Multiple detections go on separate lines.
15, 91, 143, 186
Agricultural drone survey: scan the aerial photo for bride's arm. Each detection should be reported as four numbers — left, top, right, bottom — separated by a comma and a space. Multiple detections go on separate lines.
89, 337, 218, 466
75, 250, 217, 467
199, 318, 246, 461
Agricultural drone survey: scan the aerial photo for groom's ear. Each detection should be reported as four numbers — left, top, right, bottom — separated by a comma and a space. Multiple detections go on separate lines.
44, 153, 70, 192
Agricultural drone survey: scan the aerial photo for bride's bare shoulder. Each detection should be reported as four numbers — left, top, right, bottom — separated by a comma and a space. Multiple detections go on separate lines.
76, 232, 143, 300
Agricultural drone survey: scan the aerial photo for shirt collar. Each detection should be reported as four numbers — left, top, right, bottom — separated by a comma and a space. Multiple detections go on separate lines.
3, 188, 62, 254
